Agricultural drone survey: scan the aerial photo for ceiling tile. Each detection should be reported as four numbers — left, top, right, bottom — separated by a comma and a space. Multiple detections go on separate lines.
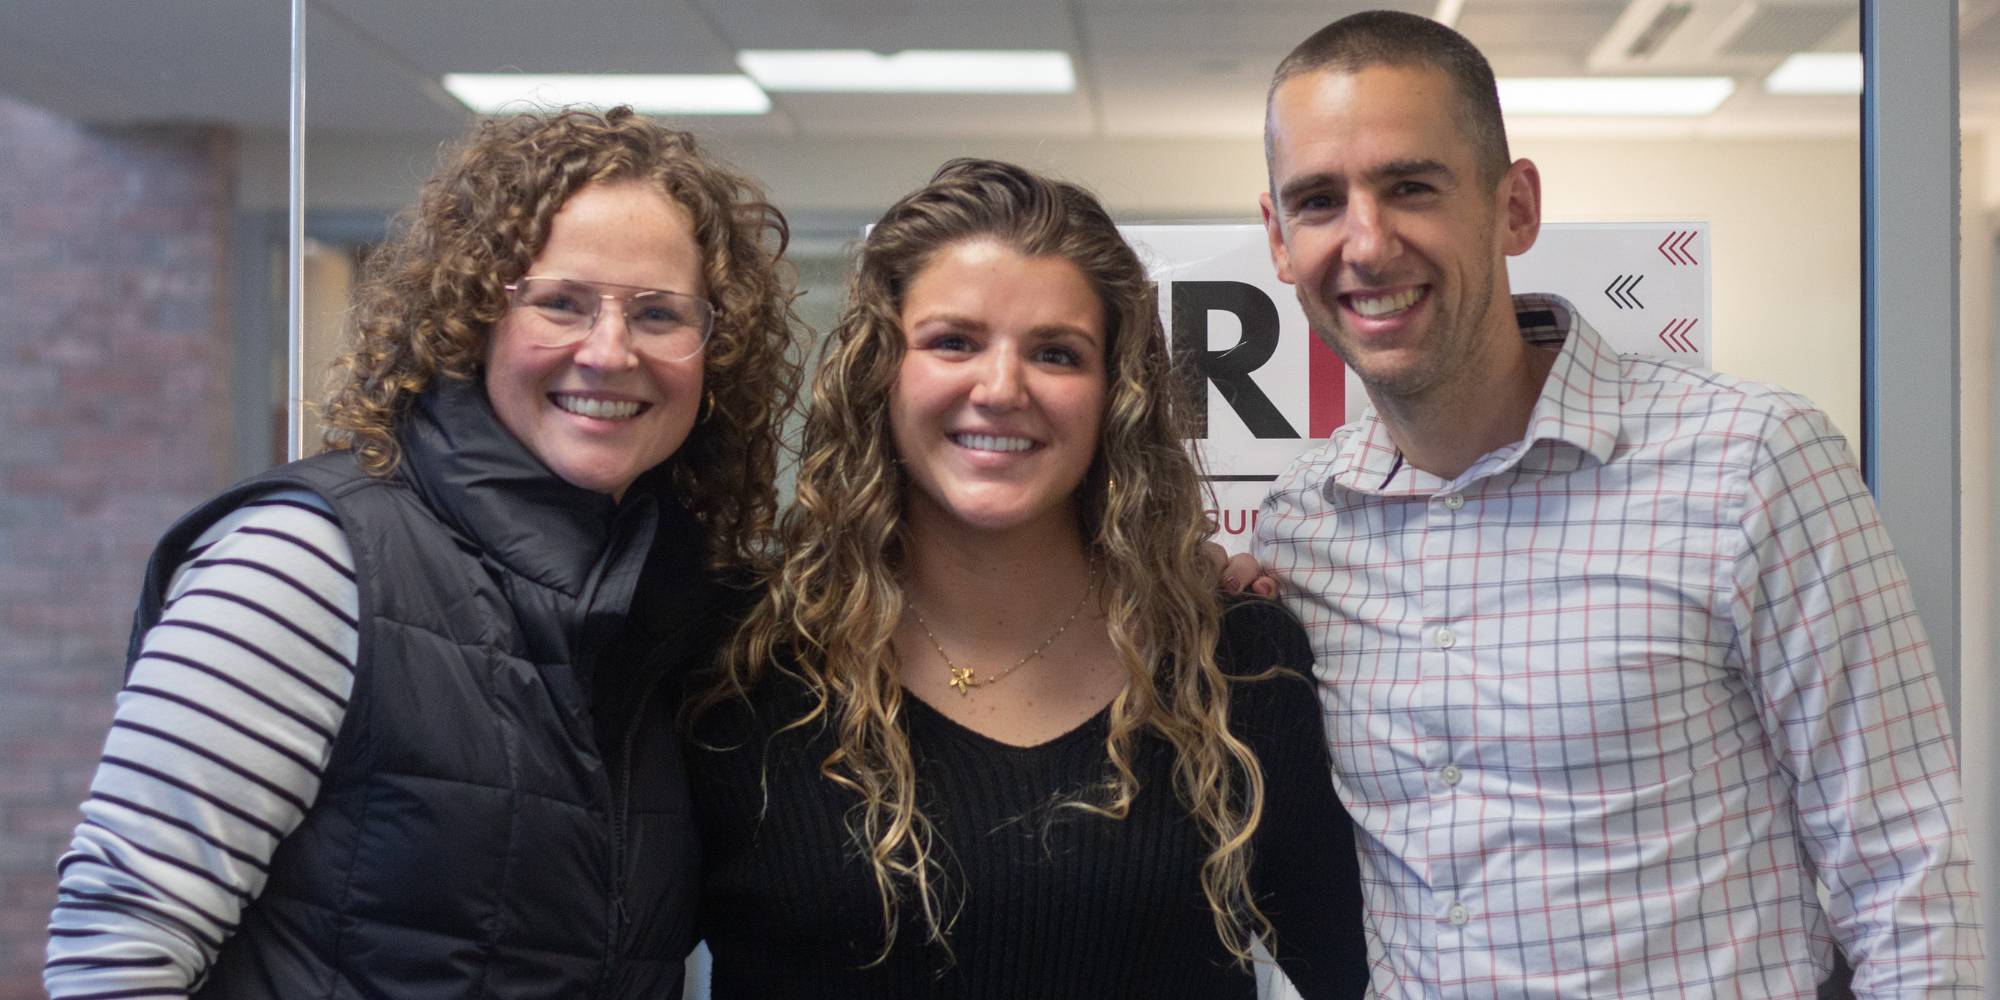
1715, 3, 1852, 57
704, 0, 1076, 50
770, 92, 1094, 137
1090, 51, 1264, 138
303, 10, 472, 135
1080, 2, 1426, 58
1456, 2, 1624, 55
304, 0, 799, 139
315, 0, 740, 75
0, 0, 1940, 151
1074, 0, 1424, 17
0, 0, 290, 126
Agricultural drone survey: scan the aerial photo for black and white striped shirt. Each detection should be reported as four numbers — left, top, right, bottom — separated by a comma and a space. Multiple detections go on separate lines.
46, 489, 358, 998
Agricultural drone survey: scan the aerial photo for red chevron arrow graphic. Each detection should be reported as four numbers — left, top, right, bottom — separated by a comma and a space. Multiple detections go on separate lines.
1657, 317, 1697, 353
1674, 230, 1699, 266
1657, 229, 1701, 266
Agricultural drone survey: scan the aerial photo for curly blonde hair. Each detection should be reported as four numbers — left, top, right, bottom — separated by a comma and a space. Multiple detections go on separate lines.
712, 159, 1273, 964
320, 107, 802, 570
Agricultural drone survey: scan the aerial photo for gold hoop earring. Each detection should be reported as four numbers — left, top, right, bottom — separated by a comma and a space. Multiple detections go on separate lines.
698, 390, 716, 424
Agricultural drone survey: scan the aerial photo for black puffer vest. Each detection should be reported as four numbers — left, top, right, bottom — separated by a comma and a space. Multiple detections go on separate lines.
127, 379, 723, 999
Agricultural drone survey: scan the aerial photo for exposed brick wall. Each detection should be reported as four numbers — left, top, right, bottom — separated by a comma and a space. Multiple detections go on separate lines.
0, 95, 236, 997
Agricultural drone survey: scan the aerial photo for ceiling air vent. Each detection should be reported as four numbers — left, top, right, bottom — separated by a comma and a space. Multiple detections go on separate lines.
1626, 3, 1695, 59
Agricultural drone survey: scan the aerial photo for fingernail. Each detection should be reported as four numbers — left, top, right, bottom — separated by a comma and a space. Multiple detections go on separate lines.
1223, 576, 1240, 591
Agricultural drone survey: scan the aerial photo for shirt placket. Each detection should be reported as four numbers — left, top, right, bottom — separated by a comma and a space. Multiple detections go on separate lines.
1418, 480, 1482, 995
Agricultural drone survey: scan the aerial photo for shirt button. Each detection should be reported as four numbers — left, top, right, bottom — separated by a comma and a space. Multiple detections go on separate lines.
1439, 764, 1462, 787
1435, 626, 1457, 649
1447, 902, 1470, 926
1443, 493, 1465, 510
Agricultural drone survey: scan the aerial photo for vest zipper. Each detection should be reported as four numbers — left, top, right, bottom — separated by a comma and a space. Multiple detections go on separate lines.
582, 500, 658, 998
602, 663, 667, 994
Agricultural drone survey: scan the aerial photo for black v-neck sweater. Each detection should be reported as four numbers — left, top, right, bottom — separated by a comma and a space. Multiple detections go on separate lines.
686, 599, 1369, 999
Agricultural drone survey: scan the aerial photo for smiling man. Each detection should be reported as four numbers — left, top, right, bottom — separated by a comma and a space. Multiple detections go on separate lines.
1252, 10, 1981, 998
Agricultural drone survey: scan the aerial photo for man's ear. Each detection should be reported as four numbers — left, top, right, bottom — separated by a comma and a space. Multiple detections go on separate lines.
1260, 191, 1297, 285
1498, 158, 1542, 257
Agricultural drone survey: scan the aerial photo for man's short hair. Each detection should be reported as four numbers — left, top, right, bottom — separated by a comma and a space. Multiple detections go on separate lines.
1266, 10, 1511, 185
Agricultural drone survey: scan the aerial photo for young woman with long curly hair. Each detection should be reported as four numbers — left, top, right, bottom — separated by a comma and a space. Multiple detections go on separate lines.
688, 158, 1368, 998
47, 107, 801, 999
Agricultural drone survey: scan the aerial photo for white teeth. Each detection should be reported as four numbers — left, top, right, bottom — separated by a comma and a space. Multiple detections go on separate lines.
1349, 287, 1422, 318
552, 394, 642, 420
953, 433, 1036, 453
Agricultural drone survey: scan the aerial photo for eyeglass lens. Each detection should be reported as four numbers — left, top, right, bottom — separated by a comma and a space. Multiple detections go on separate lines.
513, 278, 708, 358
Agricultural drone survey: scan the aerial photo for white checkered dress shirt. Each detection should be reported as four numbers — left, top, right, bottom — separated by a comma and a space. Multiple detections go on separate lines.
1256, 295, 1980, 997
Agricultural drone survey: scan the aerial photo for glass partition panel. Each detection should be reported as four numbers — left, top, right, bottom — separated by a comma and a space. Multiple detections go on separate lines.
0, 1, 292, 991
1956, 1, 1997, 987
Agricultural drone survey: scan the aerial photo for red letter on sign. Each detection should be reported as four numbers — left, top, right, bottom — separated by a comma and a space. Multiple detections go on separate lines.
1308, 329, 1345, 439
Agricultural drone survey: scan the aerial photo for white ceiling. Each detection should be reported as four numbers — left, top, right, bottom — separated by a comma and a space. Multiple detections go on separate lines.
0, 0, 1992, 145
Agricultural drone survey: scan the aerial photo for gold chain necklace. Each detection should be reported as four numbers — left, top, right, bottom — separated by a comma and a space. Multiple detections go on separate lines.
905, 563, 1097, 696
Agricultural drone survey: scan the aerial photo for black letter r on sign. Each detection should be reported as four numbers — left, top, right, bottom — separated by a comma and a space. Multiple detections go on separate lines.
1171, 281, 1298, 439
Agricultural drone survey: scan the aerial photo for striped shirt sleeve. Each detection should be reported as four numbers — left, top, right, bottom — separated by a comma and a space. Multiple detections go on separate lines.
45, 489, 358, 999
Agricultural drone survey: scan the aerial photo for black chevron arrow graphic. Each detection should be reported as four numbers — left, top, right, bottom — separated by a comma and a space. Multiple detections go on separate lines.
1603, 273, 1644, 309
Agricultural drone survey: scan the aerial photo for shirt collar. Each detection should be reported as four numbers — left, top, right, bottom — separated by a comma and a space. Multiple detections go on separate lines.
1331, 293, 1622, 495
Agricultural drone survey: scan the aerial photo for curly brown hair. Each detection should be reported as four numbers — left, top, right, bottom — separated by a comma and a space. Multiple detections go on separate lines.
711, 158, 1274, 965
320, 106, 802, 570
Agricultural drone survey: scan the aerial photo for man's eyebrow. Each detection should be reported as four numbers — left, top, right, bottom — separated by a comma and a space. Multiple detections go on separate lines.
1276, 172, 1339, 205
1276, 158, 1454, 205
1369, 158, 1451, 182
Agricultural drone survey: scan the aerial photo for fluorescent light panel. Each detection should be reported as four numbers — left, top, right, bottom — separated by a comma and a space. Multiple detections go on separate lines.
441, 73, 771, 115
738, 50, 1074, 93
1498, 77, 1736, 116
1764, 53, 1863, 95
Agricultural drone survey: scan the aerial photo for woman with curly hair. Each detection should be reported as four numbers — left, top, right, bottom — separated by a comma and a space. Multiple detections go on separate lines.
688, 158, 1367, 997
46, 107, 800, 999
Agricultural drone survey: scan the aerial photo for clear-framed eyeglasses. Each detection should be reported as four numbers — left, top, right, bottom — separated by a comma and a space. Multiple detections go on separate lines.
503, 276, 713, 362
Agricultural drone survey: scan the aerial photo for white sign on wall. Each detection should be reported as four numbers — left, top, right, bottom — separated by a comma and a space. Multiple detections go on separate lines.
1124, 222, 1712, 552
